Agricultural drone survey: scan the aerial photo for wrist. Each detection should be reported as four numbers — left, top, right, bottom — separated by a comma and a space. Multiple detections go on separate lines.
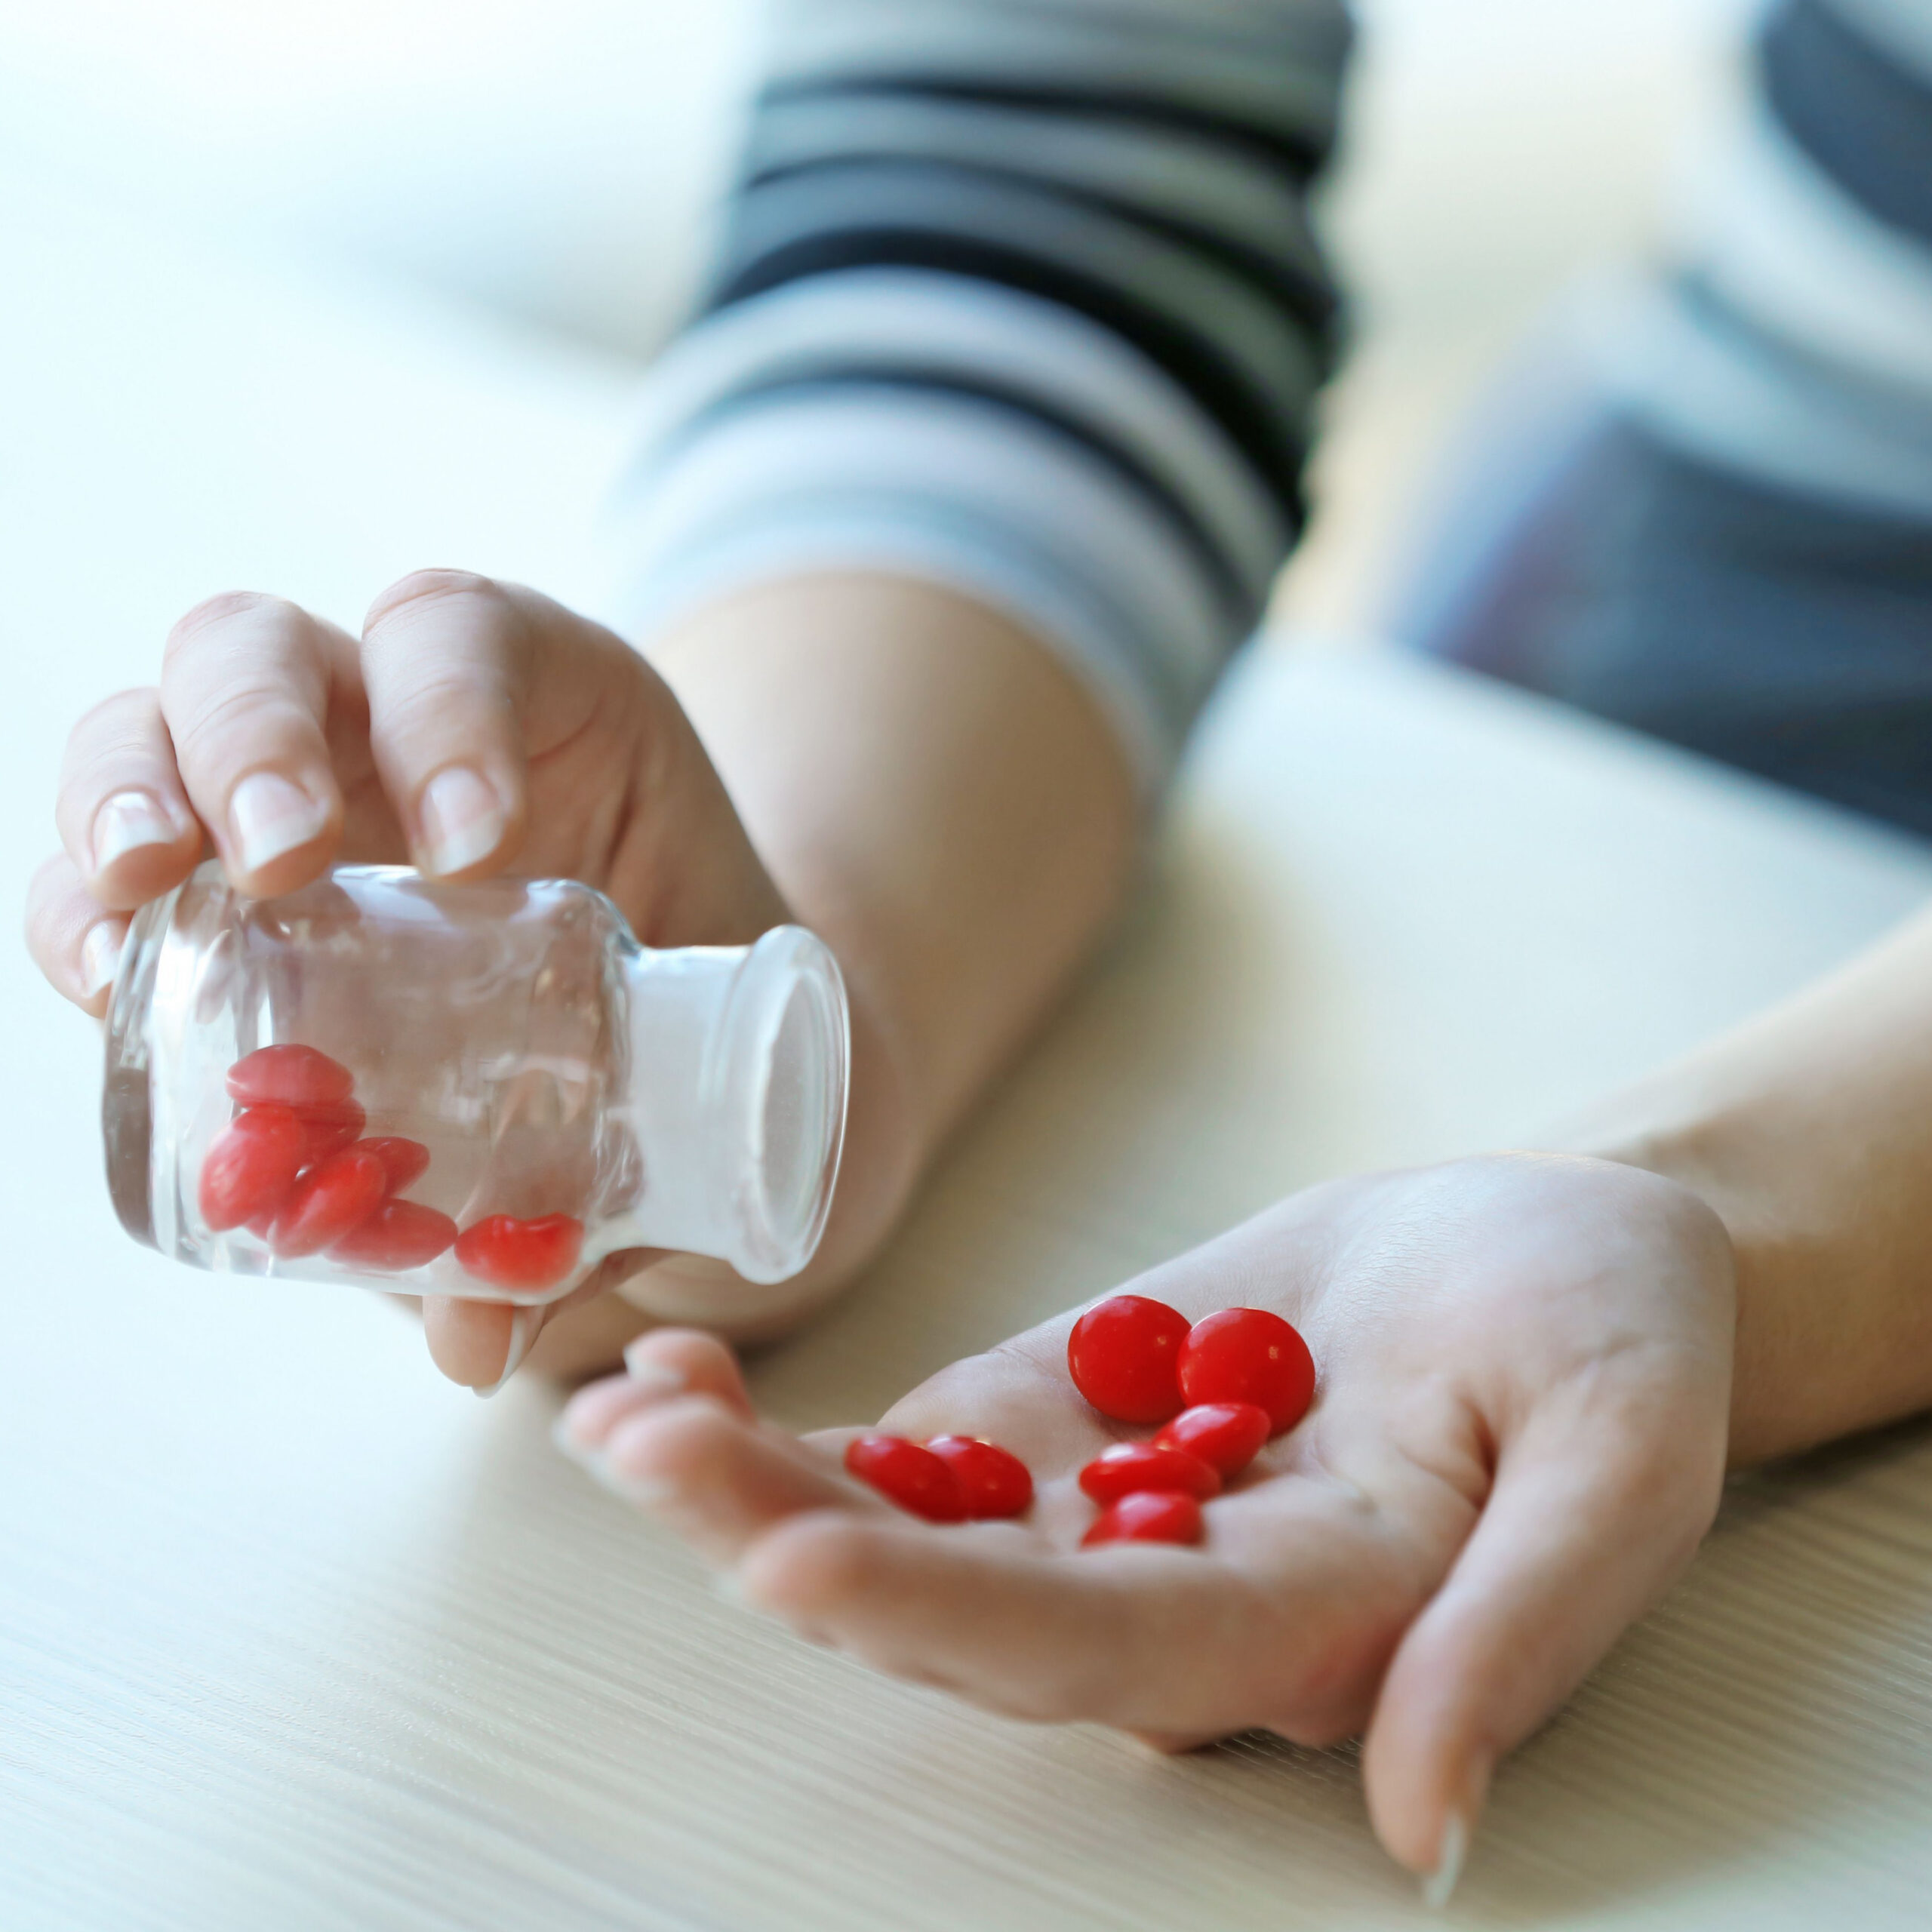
1578, 1110, 1887, 1466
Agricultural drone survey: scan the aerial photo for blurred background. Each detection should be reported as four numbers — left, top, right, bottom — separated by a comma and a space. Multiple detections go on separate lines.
0, 0, 1754, 640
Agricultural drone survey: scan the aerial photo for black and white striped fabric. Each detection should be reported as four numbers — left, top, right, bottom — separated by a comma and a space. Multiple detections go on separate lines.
613, 0, 1932, 795
1613, 0, 1932, 526
608, 0, 1352, 789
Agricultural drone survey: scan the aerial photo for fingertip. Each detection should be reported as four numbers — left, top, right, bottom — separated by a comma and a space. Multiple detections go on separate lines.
421, 1294, 523, 1389
1361, 1668, 1495, 1884
414, 763, 517, 881
26, 855, 131, 1015
85, 789, 204, 909
622, 1327, 755, 1418
221, 768, 341, 897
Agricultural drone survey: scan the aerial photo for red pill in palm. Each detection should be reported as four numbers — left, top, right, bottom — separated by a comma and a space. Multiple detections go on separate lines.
198, 1106, 307, 1232
1177, 1309, 1315, 1434
454, 1213, 585, 1291
353, 1136, 431, 1195
329, 1198, 459, 1272
1066, 1294, 1192, 1424
1078, 1441, 1220, 1505
226, 1044, 355, 1109
1154, 1401, 1272, 1478
269, 1146, 389, 1257
845, 1435, 968, 1523
1081, 1491, 1203, 1549
292, 1097, 366, 1164
925, 1436, 1033, 1518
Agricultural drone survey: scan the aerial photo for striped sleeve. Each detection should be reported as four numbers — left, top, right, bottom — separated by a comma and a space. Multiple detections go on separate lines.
604, 0, 1353, 789
1608, 0, 1932, 525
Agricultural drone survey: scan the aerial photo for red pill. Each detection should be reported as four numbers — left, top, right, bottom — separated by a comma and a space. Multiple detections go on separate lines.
330, 1198, 459, 1272
269, 1145, 389, 1257
1177, 1309, 1315, 1435
1081, 1491, 1203, 1549
226, 1045, 355, 1110
1154, 1402, 1272, 1479
198, 1106, 306, 1232
454, 1213, 585, 1291
353, 1136, 431, 1195
925, 1436, 1033, 1518
845, 1435, 968, 1523
1066, 1294, 1192, 1424
1078, 1441, 1220, 1505
292, 1097, 366, 1164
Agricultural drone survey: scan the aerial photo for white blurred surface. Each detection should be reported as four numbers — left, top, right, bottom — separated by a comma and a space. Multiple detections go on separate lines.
0, 0, 757, 356
7, 154, 1932, 1930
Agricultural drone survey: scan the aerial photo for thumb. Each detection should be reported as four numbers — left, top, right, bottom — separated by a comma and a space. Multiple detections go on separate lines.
1361, 1389, 1726, 1901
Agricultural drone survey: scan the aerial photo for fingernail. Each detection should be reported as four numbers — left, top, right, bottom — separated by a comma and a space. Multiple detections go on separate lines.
91, 791, 178, 872
419, 766, 505, 877
1420, 1810, 1469, 1911
620, 1345, 688, 1393
79, 922, 125, 998
229, 772, 328, 876
474, 1305, 540, 1399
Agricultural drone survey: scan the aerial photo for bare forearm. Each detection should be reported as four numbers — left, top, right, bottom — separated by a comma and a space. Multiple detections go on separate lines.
1563, 907, 1932, 1463
650, 572, 1139, 1269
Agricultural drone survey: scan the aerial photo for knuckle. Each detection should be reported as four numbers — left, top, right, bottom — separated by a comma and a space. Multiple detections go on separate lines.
165, 590, 297, 664
364, 568, 506, 635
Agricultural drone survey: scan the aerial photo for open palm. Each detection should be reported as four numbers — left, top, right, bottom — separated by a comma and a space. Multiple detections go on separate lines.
559, 1152, 1735, 1891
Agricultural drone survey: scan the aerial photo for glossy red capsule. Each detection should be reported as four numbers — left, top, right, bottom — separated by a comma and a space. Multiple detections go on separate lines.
844, 1435, 968, 1523
1081, 1491, 1203, 1549
329, 1198, 459, 1272
925, 1436, 1033, 1518
1154, 1401, 1272, 1479
226, 1044, 355, 1109
1078, 1441, 1220, 1505
198, 1106, 307, 1232
292, 1097, 366, 1164
1177, 1309, 1316, 1435
269, 1145, 389, 1257
454, 1213, 585, 1291
353, 1136, 431, 1194
1066, 1294, 1192, 1424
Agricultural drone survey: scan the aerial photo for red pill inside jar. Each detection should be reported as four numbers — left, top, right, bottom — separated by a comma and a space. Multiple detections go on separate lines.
844, 1435, 968, 1523
1078, 1441, 1220, 1505
1154, 1402, 1272, 1479
329, 1198, 459, 1272
353, 1137, 431, 1195
291, 1097, 366, 1165
226, 1044, 355, 1110
454, 1213, 585, 1292
269, 1145, 389, 1258
1066, 1294, 1192, 1424
1081, 1491, 1203, 1549
1177, 1309, 1315, 1435
925, 1436, 1033, 1518
198, 1106, 307, 1232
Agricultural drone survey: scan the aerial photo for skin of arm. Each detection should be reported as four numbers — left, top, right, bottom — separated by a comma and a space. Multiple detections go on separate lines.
1560, 903, 1932, 1465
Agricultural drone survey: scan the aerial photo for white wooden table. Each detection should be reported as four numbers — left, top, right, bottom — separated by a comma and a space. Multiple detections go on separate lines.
7, 168, 1932, 1931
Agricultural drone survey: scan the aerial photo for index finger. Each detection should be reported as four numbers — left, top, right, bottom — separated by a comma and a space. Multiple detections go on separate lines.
160, 591, 355, 897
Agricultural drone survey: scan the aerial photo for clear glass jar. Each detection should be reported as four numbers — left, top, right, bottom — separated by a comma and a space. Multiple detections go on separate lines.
102, 863, 848, 1301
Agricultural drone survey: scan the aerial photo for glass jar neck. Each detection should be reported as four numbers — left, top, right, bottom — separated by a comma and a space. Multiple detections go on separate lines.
611, 928, 849, 1285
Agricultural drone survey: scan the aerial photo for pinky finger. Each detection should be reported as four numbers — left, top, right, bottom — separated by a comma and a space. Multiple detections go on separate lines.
24, 854, 131, 1017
